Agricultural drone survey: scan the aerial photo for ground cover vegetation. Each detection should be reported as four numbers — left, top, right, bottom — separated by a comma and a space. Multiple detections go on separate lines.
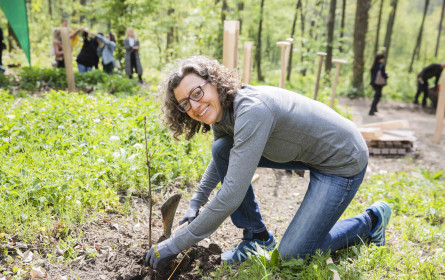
1, 0, 445, 278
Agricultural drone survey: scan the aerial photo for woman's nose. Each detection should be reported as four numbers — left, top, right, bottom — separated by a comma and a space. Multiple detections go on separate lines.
189, 99, 201, 111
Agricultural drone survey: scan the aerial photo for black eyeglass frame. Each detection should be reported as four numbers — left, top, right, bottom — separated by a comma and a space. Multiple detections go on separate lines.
176, 79, 210, 113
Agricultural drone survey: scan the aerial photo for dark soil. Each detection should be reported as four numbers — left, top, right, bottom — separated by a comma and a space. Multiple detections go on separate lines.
1, 97, 444, 279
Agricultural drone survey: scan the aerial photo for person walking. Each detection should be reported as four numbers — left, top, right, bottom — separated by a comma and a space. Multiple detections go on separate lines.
143, 56, 391, 270
86, 30, 116, 74
414, 62, 445, 107
76, 28, 99, 73
124, 27, 143, 83
369, 54, 388, 115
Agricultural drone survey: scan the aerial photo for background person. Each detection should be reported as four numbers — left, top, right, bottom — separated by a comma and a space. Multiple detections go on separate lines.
87, 30, 116, 74
143, 56, 391, 270
369, 53, 388, 115
124, 27, 143, 83
414, 62, 445, 107
52, 29, 64, 68
76, 28, 99, 73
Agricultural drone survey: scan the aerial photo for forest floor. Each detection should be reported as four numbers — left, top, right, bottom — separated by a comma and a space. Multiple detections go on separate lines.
13, 97, 445, 280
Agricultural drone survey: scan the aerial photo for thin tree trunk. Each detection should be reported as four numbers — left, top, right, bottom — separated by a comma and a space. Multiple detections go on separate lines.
80, 0, 86, 23
286, 0, 301, 81
237, 1, 244, 34
48, 0, 52, 17
352, 0, 371, 91
374, 0, 384, 55
383, 0, 398, 62
166, 8, 175, 62
299, 0, 306, 76
435, 0, 445, 57
325, 0, 336, 72
215, 0, 229, 60
408, 0, 430, 73
339, 0, 346, 52
256, 0, 265, 81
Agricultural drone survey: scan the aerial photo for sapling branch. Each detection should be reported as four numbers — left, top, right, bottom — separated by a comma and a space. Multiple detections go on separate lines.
144, 116, 153, 248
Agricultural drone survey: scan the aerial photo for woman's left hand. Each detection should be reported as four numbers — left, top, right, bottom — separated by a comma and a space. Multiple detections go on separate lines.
143, 238, 181, 270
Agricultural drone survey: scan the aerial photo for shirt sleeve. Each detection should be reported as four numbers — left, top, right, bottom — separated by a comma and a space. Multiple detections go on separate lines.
188, 159, 221, 210
172, 102, 276, 251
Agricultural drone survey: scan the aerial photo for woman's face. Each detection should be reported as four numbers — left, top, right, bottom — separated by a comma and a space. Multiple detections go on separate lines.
174, 73, 223, 125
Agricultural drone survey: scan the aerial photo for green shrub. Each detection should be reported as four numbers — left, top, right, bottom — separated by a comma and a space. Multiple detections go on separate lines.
0, 73, 12, 89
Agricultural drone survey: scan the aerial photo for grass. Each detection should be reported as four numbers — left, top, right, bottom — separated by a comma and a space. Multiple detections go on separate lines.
207, 169, 445, 279
0, 88, 212, 242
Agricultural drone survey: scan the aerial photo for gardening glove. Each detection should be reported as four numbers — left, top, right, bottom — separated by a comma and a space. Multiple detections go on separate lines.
179, 207, 199, 225
143, 238, 180, 271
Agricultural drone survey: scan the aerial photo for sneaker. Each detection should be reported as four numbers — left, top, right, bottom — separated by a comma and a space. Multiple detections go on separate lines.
366, 201, 391, 246
221, 231, 276, 264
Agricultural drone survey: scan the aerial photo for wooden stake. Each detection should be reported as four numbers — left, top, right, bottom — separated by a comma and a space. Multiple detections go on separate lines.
59, 27, 75, 92
314, 52, 327, 100
242, 42, 253, 84
285, 38, 294, 70
330, 59, 347, 108
276, 41, 291, 88
223, 21, 240, 70
144, 116, 153, 248
434, 73, 445, 143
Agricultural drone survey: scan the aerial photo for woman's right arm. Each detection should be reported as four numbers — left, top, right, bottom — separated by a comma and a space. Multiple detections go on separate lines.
188, 159, 220, 211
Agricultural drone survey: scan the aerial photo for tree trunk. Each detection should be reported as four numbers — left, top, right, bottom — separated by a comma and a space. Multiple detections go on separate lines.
352, 0, 371, 91
286, 0, 301, 81
374, 0, 384, 55
299, 0, 306, 75
383, 0, 398, 62
237, 1, 244, 34
215, 0, 229, 60
166, 8, 175, 62
325, 0, 336, 72
256, 0, 265, 81
435, 0, 445, 57
79, 0, 87, 23
7, 23, 19, 52
408, 0, 430, 73
48, 0, 52, 17
339, 0, 346, 52
310, 0, 325, 40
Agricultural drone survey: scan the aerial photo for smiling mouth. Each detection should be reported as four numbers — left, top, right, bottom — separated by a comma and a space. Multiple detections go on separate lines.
198, 105, 209, 117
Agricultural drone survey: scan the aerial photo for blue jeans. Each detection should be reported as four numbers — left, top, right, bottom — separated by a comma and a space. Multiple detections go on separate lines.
78, 63, 92, 73
212, 136, 371, 259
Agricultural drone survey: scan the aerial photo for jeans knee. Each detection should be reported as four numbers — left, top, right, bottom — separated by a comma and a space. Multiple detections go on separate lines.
211, 136, 233, 161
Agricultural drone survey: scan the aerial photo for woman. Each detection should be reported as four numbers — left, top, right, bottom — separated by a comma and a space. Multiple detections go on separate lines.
369, 54, 388, 115
52, 29, 64, 68
76, 28, 99, 73
87, 30, 116, 74
144, 56, 391, 270
124, 27, 143, 83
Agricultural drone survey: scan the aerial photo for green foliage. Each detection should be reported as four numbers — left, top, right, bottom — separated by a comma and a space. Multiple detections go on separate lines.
0, 89, 212, 241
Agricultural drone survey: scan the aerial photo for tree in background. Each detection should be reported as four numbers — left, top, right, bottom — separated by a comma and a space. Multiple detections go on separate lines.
338, 0, 346, 53
325, 0, 336, 72
256, 0, 265, 81
287, 0, 303, 81
408, 0, 430, 73
352, 0, 371, 92
435, 0, 445, 57
374, 0, 384, 55
383, 0, 398, 63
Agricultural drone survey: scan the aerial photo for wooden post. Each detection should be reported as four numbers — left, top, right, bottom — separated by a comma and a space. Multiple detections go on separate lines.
59, 27, 75, 92
223, 21, 240, 70
242, 41, 254, 84
330, 59, 347, 108
314, 52, 327, 100
285, 38, 294, 69
276, 41, 291, 88
434, 73, 445, 143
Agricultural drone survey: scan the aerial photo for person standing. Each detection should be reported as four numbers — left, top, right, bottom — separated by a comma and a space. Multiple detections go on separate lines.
52, 29, 65, 68
76, 28, 99, 73
143, 56, 391, 270
369, 54, 388, 116
124, 27, 143, 83
86, 30, 116, 74
0, 27, 4, 67
414, 62, 445, 107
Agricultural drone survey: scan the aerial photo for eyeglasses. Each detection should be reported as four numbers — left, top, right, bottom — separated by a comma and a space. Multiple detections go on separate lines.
176, 79, 209, 113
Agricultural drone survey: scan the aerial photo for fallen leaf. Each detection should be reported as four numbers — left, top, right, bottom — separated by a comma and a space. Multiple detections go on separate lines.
111, 223, 119, 231
71, 256, 85, 264
16, 242, 28, 249
22, 250, 34, 263
30, 267, 48, 278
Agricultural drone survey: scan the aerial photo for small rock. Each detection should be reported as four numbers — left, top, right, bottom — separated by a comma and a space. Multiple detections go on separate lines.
16, 242, 28, 249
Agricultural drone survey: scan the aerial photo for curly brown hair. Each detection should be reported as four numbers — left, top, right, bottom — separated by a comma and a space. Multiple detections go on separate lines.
160, 56, 242, 140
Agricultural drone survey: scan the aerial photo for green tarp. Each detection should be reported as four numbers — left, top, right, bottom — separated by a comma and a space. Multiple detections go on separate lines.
0, 0, 31, 65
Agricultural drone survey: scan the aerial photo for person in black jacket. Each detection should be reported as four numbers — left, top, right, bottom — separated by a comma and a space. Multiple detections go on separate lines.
369, 54, 388, 116
0, 27, 4, 67
76, 28, 99, 73
414, 62, 445, 107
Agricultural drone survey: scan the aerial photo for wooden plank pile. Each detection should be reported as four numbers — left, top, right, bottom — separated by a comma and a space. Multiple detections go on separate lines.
359, 120, 416, 156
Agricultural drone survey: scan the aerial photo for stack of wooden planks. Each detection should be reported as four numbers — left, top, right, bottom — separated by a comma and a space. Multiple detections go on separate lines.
359, 120, 416, 156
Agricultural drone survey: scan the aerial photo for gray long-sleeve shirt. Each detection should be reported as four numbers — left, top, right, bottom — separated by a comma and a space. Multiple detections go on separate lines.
172, 85, 369, 251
